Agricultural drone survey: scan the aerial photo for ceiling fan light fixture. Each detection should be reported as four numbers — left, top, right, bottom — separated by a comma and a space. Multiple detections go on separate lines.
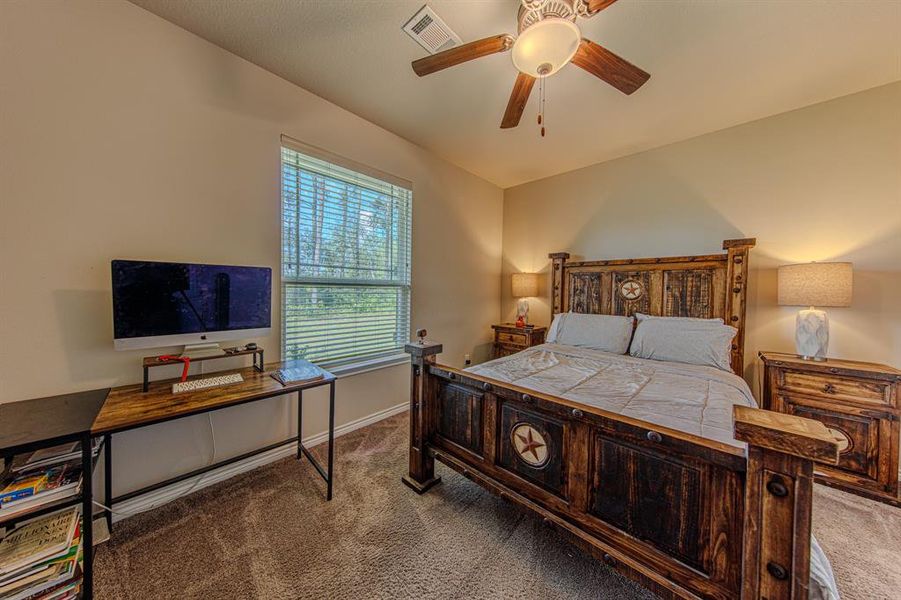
511, 18, 581, 77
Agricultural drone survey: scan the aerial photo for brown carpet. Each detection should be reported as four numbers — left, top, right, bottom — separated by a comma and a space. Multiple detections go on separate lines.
94, 413, 900, 599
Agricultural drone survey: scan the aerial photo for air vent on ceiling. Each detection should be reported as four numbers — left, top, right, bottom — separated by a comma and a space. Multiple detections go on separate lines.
403, 5, 462, 54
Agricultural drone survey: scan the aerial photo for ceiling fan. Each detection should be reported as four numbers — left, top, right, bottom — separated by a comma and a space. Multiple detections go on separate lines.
411, 0, 650, 131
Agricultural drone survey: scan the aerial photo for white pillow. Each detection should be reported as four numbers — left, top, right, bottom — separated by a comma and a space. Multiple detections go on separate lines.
628, 313, 736, 372
546, 312, 634, 354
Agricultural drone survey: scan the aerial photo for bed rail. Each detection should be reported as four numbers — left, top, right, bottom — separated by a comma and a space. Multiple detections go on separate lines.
403, 341, 840, 600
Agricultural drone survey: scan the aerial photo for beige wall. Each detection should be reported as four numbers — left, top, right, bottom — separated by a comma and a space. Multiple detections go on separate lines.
0, 1, 503, 494
503, 82, 901, 392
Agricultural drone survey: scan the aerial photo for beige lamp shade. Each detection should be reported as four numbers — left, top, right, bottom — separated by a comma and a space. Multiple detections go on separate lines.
512, 272, 539, 298
777, 262, 853, 307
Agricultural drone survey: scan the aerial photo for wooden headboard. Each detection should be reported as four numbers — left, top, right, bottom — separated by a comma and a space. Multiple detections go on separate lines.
549, 238, 756, 376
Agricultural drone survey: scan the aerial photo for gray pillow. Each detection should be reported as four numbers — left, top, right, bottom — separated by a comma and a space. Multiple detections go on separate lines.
546, 312, 634, 354
628, 313, 736, 372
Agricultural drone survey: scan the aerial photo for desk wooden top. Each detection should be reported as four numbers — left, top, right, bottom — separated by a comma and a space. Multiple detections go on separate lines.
93, 363, 335, 435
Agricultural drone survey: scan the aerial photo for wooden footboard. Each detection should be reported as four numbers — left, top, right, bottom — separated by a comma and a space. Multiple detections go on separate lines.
403, 342, 839, 600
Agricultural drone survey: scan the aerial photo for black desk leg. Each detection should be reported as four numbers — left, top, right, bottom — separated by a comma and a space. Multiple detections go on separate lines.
327, 381, 335, 501
81, 433, 94, 599
296, 390, 303, 460
104, 433, 112, 533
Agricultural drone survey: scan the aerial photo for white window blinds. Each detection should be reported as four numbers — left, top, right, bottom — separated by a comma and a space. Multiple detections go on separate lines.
280, 139, 412, 367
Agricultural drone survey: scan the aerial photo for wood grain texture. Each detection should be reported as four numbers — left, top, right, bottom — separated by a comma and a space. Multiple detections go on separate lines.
436, 382, 484, 457
501, 73, 536, 129
412, 34, 514, 76
491, 323, 547, 358
549, 238, 756, 376
759, 351, 900, 505
93, 364, 334, 434
732, 405, 840, 464
664, 269, 714, 318
569, 272, 603, 313
586, 0, 620, 14
571, 39, 650, 95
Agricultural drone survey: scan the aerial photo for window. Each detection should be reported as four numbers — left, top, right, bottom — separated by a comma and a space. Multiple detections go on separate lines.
280, 137, 412, 369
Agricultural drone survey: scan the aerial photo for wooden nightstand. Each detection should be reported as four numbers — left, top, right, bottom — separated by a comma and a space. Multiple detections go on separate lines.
491, 323, 547, 359
759, 351, 901, 506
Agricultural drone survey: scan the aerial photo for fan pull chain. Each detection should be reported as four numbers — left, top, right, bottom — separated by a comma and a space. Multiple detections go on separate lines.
537, 72, 547, 137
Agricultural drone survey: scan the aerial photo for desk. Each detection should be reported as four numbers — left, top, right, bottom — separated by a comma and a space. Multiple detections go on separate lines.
94, 363, 336, 531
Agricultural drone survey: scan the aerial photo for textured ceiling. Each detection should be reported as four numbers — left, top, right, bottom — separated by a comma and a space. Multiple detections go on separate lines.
129, 0, 901, 188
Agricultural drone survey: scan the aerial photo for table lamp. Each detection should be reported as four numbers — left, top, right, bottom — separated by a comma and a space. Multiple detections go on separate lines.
777, 262, 852, 361
512, 272, 538, 327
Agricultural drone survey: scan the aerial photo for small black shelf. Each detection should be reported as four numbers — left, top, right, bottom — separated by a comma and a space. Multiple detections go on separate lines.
0, 388, 109, 600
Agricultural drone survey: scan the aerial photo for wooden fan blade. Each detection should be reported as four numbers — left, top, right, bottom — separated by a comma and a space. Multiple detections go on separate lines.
571, 39, 650, 95
412, 34, 514, 77
585, 0, 620, 15
500, 73, 535, 129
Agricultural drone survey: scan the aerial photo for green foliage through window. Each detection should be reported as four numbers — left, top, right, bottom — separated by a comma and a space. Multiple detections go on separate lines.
280, 145, 411, 366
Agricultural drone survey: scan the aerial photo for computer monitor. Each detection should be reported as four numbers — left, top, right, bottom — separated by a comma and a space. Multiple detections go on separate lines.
111, 260, 272, 355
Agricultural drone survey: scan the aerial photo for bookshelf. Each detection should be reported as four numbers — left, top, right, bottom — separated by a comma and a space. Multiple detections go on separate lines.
0, 389, 108, 600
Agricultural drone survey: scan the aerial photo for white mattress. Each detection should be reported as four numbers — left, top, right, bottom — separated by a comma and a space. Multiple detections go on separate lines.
466, 343, 756, 448
465, 343, 840, 599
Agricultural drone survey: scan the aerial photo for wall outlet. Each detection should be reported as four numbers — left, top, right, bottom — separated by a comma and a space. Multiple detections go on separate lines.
464, 354, 472, 366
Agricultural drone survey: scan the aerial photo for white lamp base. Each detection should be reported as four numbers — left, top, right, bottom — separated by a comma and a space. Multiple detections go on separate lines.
516, 299, 530, 325
795, 308, 829, 361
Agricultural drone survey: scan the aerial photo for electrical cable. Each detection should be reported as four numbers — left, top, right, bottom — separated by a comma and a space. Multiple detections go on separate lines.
92, 362, 219, 518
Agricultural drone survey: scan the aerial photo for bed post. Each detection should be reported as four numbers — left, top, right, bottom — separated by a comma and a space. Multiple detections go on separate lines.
549, 252, 570, 318
733, 406, 839, 600
723, 238, 756, 376
402, 337, 443, 494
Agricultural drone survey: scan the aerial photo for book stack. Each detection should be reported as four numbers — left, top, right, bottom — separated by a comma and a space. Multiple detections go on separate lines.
0, 443, 97, 522
0, 508, 82, 600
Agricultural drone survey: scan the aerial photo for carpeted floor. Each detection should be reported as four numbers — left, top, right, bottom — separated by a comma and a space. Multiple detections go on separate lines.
94, 413, 901, 599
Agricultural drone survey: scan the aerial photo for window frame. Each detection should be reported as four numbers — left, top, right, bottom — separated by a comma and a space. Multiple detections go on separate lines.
279, 136, 412, 374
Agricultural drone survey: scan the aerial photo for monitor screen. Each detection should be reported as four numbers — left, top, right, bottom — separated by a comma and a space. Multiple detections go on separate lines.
111, 260, 271, 341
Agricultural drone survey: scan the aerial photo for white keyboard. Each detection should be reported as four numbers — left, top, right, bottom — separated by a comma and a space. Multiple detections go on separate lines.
172, 373, 244, 394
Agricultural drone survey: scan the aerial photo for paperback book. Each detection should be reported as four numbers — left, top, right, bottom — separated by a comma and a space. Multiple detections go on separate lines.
0, 508, 81, 600
0, 462, 83, 518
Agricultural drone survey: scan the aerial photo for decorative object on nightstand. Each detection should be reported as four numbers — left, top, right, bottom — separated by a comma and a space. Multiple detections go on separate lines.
759, 351, 901, 507
511, 272, 538, 327
492, 323, 546, 359
777, 261, 852, 361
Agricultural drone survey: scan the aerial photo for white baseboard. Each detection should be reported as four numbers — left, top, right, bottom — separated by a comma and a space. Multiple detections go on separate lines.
110, 401, 409, 522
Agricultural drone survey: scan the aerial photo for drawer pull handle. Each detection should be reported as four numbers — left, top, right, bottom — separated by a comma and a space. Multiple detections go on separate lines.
766, 477, 789, 498
646, 431, 663, 443
823, 383, 836, 394
572, 408, 584, 418
766, 562, 788, 581
448, 372, 455, 380
828, 368, 839, 374
521, 394, 532, 403
603, 553, 618, 567
482, 382, 492, 392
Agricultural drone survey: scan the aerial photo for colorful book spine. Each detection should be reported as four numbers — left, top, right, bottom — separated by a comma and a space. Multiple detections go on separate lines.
0, 476, 48, 505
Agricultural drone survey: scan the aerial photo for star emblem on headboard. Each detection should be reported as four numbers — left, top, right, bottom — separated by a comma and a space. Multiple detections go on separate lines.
619, 279, 644, 301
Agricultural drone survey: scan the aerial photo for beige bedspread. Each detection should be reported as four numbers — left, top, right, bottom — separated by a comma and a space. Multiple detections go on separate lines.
466, 342, 757, 448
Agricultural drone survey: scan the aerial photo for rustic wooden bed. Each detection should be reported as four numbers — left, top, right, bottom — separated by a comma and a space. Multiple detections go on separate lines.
403, 239, 840, 600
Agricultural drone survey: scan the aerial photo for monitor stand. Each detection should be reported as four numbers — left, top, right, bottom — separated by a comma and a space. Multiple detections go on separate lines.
180, 342, 225, 359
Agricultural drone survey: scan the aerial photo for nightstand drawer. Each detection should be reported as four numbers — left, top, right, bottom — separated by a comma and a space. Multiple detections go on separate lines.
781, 396, 880, 480
779, 370, 890, 406
497, 332, 527, 347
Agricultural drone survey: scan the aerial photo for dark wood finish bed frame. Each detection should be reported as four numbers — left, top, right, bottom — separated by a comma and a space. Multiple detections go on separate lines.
403, 239, 841, 599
